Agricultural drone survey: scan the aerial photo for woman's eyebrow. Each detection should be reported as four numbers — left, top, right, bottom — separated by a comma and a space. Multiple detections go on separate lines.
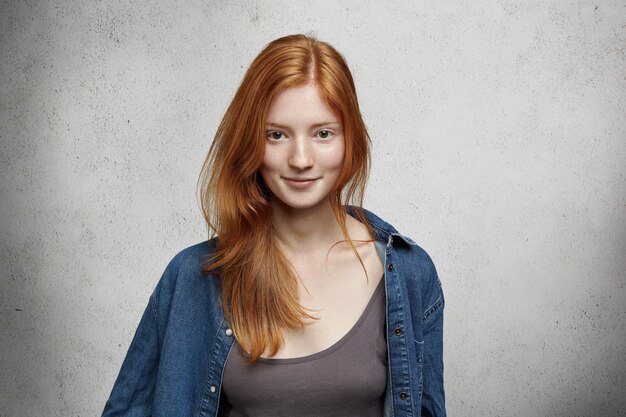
265, 121, 342, 129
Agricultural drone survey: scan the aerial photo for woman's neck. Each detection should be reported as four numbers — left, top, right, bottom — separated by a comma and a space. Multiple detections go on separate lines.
269, 199, 346, 253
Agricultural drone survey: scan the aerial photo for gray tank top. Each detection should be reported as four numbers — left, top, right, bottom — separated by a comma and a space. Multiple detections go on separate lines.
221, 274, 388, 417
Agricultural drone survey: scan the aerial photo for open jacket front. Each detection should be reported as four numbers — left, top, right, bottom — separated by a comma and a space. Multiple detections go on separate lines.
102, 207, 446, 417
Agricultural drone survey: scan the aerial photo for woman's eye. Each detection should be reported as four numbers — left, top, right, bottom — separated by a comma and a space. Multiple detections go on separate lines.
268, 131, 284, 140
317, 130, 332, 139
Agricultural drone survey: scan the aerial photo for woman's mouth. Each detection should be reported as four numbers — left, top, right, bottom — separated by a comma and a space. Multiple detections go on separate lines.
283, 177, 319, 189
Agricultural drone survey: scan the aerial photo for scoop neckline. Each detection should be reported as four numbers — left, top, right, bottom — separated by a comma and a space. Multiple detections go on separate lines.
253, 274, 385, 365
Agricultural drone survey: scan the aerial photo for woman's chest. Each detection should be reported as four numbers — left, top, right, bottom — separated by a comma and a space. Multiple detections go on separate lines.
268, 241, 385, 359
221, 276, 388, 416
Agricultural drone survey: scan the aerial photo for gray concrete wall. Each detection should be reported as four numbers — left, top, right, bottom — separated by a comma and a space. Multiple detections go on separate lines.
1, 1, 624, 416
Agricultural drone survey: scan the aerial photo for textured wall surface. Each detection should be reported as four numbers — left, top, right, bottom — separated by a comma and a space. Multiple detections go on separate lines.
1, 1, 625, 416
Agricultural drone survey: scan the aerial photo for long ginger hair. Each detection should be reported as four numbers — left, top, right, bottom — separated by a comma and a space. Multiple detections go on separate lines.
197, 34, 372, 362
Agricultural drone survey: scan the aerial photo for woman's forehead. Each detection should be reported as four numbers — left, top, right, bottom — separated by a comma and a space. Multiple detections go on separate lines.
266, 84, 341, 127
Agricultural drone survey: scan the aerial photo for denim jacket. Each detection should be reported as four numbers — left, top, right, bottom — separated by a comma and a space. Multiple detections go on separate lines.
102, 207, 446, 417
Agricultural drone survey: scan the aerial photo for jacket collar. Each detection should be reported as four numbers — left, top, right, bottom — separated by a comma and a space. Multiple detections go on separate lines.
345, 205, 416, 246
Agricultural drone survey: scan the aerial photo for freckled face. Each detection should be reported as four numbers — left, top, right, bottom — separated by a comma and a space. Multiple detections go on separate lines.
260, 84, 345, 211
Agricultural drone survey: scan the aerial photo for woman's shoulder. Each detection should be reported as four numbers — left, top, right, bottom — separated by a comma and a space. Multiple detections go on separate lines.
165, 238, 217, 272
355, 206, 442, 300
153, 238, 219, 295
352, 206, 432, 254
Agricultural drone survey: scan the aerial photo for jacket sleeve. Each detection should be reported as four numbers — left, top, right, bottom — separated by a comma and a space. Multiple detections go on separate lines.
101, 288, 160, 417
420, 256, 446, 417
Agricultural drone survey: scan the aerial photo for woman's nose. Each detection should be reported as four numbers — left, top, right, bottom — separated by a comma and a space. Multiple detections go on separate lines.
288, 137, 314, 170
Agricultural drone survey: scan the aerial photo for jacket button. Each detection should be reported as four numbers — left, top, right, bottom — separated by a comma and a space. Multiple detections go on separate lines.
210, 385, 217, 393
394, 328, 403, 336
225, 328, 233, 336
399, 392, 408, 400
387, 263, 394, 272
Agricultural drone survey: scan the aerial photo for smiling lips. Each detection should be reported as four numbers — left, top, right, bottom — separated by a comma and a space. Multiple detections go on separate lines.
283, 177, 319, 189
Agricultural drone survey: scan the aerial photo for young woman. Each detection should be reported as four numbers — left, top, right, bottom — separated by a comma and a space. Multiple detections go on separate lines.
102, 34, 446, 417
